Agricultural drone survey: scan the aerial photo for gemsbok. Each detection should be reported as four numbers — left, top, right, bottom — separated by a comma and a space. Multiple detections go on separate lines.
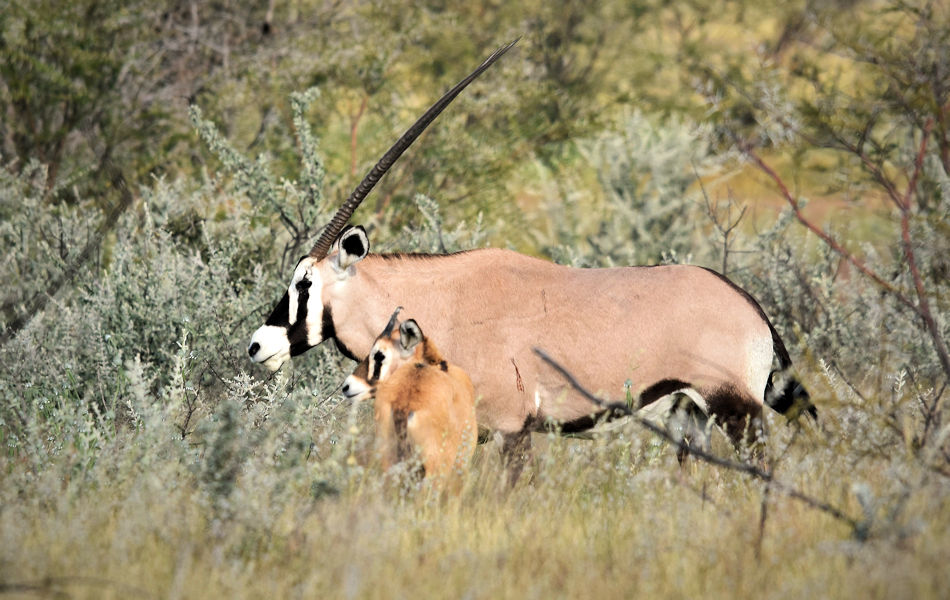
345, 308, 477, 485
247, 40, 815, 469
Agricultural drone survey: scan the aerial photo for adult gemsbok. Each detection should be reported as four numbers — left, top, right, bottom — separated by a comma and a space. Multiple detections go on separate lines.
248, 39, 814, 469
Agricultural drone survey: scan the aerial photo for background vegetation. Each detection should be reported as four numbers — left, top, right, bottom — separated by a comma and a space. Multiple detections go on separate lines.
1, 0, 948, 597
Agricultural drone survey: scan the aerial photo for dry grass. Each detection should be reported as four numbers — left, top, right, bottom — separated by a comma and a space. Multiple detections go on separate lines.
3, 410, 948, 600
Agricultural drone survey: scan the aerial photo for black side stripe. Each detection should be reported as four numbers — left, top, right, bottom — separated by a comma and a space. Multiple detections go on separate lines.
638, 379, 691, 408
264, 292, 291, 327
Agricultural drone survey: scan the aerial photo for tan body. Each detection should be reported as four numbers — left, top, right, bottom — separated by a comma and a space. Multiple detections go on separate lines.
329, 248, 773, 440
249, 44, 812, 466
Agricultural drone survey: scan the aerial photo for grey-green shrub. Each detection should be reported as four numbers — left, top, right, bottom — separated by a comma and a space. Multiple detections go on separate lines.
541, 111, 716, 267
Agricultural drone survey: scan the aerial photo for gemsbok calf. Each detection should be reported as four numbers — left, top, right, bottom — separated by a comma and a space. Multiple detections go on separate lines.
345, 308, 477, 486
247, 40, 815, 471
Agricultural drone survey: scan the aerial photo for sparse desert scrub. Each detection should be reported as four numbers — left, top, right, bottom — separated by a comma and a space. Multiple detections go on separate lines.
2, 410, 949, 599
3, 3, 950, 592
3, 129, 949, 600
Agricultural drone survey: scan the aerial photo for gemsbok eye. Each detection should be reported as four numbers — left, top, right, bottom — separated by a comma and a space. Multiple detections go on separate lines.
295, 279, 311, 291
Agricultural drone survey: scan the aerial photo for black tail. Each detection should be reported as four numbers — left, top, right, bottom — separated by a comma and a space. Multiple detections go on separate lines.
766, 373, 817, 420
765, 323, 817, 420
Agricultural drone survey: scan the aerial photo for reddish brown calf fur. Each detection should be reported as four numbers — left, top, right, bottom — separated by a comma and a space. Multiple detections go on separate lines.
349, 312, 477, 488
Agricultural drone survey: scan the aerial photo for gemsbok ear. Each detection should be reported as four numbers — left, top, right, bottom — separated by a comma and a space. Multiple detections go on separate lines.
335, 225, 369, 271
398, 319, 424, 355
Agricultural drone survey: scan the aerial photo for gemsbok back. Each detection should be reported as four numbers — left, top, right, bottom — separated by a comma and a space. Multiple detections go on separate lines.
344, 308, 477, 486
247, 40, 815, 470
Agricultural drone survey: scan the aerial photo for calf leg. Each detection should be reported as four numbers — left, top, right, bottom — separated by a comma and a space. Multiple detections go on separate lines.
373, 402, 399, 471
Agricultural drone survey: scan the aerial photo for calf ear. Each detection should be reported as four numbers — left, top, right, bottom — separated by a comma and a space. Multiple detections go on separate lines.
398, 320, 424, 355
335, 226, 369, 271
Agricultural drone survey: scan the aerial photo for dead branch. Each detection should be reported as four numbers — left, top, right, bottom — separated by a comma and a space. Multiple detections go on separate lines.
533, 347, 860, 530
742, 120, 950, 380
741, 146, 914, 310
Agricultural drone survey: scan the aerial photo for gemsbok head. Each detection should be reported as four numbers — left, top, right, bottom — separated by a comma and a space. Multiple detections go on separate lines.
248, 39, 815, 470
343, 307, 477, 485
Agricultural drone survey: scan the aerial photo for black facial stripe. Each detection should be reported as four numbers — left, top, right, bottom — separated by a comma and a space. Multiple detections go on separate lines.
264, 292, 291, 327
289, 340, 311, 356
285, 286, 311, 356
321, 305, 358, 362
288, 314, 310, 352
295, 286, 309, 324
286, 283, 312, 356
371, 351, 385, 382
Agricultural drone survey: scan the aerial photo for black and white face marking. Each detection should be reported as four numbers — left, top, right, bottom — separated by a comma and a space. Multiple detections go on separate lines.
342, 342, 397, 401
248, 257, 325, 371
248, 227, 369, 372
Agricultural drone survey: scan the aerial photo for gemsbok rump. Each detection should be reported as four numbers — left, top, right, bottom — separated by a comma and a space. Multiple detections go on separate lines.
247, 40, 814, 465
345, 308, 477, 484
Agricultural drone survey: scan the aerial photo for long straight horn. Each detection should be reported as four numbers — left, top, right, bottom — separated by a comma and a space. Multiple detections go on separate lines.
381, 306, 403, 337
308, 38, 519, 260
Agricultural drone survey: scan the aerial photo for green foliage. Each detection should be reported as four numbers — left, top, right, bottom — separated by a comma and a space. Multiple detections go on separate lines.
1, 1, 949, 596
540, 111, 717, 266
0, 161, 98, 327
0, 1, 174, 199
190, 101, 327, 270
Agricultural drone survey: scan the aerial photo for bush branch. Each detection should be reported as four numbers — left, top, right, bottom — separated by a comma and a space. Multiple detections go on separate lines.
1, 162, 135, 347
741, 145, 915, 310
897, 120, 950, 378
533, 347, 860, 530
742, 121, 950, 380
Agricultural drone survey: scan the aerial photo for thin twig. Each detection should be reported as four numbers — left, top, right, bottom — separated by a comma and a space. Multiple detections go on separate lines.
741, 146, 915, 311
693, 161, 747, 277
533, 347, 860, 530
